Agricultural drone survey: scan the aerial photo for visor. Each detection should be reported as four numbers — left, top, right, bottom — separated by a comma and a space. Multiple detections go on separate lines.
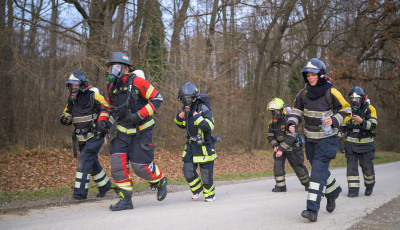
109, 64, 124, 78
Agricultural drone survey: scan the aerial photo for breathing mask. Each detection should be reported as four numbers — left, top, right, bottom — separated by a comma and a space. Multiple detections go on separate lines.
350, 97, 362, 114
272, 109, 283, 123
108, 64, 125, 82
181, 97, 195, 115
69, 86, 80, 102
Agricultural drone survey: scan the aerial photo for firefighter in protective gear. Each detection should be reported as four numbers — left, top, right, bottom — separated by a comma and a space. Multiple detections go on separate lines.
174, 82, 217, 202
288, 58, 352, 222
266, 98, 310, 192
60, 71, 112, 200
98, 52, 167, 211
339, 86, 377, 197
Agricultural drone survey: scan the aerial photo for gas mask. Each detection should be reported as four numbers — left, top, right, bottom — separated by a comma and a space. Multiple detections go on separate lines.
108, 64, 125, 82
350, 97, 362, 114
181, 97, 195, 115
69, 87, 80, 102
271, 109, 283, 124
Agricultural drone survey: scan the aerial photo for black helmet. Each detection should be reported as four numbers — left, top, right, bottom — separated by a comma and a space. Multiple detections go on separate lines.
106, 52, 132, 67
301, 58, 327, 83
348, 86, 365, 113
178, 82, 200, 108
66, 71, 89, 93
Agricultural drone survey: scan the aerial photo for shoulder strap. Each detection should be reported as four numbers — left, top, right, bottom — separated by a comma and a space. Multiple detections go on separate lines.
325, 88, 337, 114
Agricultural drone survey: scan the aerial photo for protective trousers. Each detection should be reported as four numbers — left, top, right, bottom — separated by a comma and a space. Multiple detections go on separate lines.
109, 129, 163, 191
345, 148, 375, 195
273, 150, 309, 188
74, 136, 111, 198
182, 161, 215, 198
305, 136, 342, 212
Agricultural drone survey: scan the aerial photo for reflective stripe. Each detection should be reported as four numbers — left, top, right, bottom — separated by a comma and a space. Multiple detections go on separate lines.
345, 136, 374, 143
271, 140, 278, 146
145, 85, 155, 100
276, 182, 286, 187
281, 142, 292, 151
267, 133, 275, 137
76, 132, 95, 142
291, 109, 303, 117
304, 128, 338, 139
287, 117, 299, 126
189, 177, 201, 186
116, 182, 133, 191
194, 116, 204, 126
109, 115, 115, 125
85, 183, 89, 189
300, 178, 310, 183
309, 182, 320, 191
87, 174, 91, 180
193, 154, 217, 163
363, 174, 374, 180
304, 110, 333, 119
275, 176, 285, 181
205, 119, 214, 131
332, 113, 343, 125
116, 119, 155, 134
348, 183, 360, 188
347, 176, 359, 181
75, 182, 81, 188
322, 186, 326, 194
144, 104, 154, 116
97, 177, 110, 187
298, 174, 308, 180
203, 185, 215, 197
182, 144, 187, 158
327, 175, 334, 185
365, 120, 371, 130
72, 114, 98, 123
93, 170, 106, 180
76, 172, 83, 179
326, 182, 339, 194
191, 182, 202, 192
307, 193, 318, 201
174, 117, 184, 126
365, 180, 375, 184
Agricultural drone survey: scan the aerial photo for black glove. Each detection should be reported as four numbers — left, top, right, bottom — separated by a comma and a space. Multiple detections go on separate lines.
98, 120, 108, 133
60, 113, 72, 126
124, 112, 142, 125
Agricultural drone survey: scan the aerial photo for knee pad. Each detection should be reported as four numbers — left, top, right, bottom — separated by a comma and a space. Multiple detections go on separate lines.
182, 163, 195, 179
132, 163, 152, 180
111, 153, 128, 181
200, 168, 210, 185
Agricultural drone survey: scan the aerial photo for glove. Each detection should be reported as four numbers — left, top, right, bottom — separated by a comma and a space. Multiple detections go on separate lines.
98, 120, 108, 133
124, 112, 142, 125
60, 113, 72, 126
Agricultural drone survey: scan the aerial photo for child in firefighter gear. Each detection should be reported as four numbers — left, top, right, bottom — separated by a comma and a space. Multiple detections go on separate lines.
266, 98, 310, 192
60, 71, 112, 200
98, 52, 167, 211
338, 86, 377, 198
287, 58, 352, 222
174, 82, 217, 202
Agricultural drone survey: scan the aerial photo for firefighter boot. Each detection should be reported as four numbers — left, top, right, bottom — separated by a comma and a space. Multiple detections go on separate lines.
109, 188, 133, 211
272, 186, 287, 192
326, 194, 339, 213
151, 177, 168, 201
301, 209, 318, 222
365, 186, 374, 196
96, 181, 112, 198
348, 190, 359, 198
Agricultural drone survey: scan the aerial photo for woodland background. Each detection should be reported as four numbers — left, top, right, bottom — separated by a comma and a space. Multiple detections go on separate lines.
0, 0, 399, 153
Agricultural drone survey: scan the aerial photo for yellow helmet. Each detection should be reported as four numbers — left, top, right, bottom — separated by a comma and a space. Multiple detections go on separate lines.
267, 98, 284, 111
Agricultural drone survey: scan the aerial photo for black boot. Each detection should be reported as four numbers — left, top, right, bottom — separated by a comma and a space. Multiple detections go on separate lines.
109, 188, 133, 211
348, 191, 358, 198
71, 194, 87, 200
326, 194, 339, 213
96, 182, 112, 198
365, 186, 374, 196
272, 186, 287, 192
151, 177, 168, 201
301, 209, 318, 222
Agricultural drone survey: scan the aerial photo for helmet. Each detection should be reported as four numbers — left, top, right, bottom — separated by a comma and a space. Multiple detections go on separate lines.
106, 52, 134, 81
66, 71, 89, 92
301, 58, 327, 83
348, 86, 365, 113
267, 98, 284, 111
106, 52, 132, 67
178, 82, 200, 108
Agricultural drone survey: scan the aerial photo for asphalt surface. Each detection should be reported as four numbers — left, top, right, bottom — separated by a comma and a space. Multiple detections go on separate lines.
1, 162, 399, 230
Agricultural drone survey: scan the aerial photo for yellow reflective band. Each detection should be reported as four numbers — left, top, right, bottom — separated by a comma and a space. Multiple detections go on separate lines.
291, 109, 303, 117
276, 182, 286, 187
76, 132, 95, 142
116, 182, 133, 191
327, 175, 334, 185
85, 183, 89, 189
345, 136, 374, 143
304, 110, 333, 119
194, 116, 205, 126
322, 186, 326, 194
76, 172, 83, 179
307, 193, 318, 201
193, 154, 217, 163
332, 113, 344, 125
139, 119, 155, 130
100, 112, 110, 118
281, 142, 291, 151
348, 183, 360, 188
203, 184, 215, 194
309, 182, 320, 191
347, 176, 359, 181
116, 119, 155, 134
191, 182, 203, 192
97, 177, 110, 187
144, 104, 154, 116
182, 144, 187, 158
72, 114, 98, 123
188, 177, 201, 187
275, 176, 285, 181
93, 170, 106, 180
271, 140, 278, 146
87, 174, 91, 180
145, 85, 155, 99
301, 178, 310, 183
326, 182, 339, 194
205, 119, 214, 131
304, 128, 338, 139
365, 180, 374, 184
174, 117, 184, 125
75, 182, 81, 188
109, 116, 115, 124
363, 174, 374, 180
102, 100, 112, 110
298, 174, 308, 180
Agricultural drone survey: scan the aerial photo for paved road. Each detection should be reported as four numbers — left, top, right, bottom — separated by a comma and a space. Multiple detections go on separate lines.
1, 162, 399, 230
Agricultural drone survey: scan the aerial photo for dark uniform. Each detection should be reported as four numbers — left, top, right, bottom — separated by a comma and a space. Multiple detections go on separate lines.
267, 110, 309, 192
60, 71, 111, 200
98, 52, 167, 211
289, 58, 352, 222
174, 82, 217, 201
339, 87, 377, 197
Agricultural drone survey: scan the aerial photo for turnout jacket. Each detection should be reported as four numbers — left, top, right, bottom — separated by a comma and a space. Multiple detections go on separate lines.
288, 84, 352, 142
267, 113, 302, 153
339, 101, 377, 152
98, 73, 163, 135
174, 102, 217, 163
63, 91, 104, 142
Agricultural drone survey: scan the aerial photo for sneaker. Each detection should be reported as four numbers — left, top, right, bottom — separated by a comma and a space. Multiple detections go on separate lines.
301, 209, 318, 222
192, 193, 200, 200
205, 196, 216, 202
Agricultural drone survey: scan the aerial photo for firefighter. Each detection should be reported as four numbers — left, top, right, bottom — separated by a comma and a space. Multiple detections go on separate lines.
174, 82, 217, 202
60, 71, 112, 200
288, 58, 352, 222
97, 52, 167, 211
266, 98, 310, 192
339, 86, 377, 197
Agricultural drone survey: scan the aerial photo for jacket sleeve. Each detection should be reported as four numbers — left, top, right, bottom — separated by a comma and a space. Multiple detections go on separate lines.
287, 89, 305, 127
174, 114, 186, 129
278, 131, 297, 152
62, 101, 71, 114
330, 88, 352, 128
266, 121, 278, 148
94, 93, 115, 126
193, 105, 214, 132
133, 77, 163, 119
361, 105, 377, 132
